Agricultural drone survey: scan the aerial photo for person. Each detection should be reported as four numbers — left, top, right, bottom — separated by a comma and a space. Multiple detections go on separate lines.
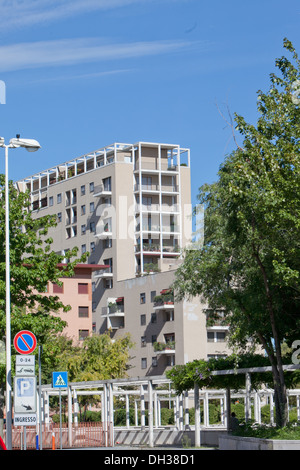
229, 412, 239, 431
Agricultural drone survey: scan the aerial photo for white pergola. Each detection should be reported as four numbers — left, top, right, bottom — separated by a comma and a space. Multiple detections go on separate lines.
36, 364, 300, 448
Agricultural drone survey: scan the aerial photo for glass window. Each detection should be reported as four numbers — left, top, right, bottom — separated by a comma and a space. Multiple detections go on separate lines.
141, 358, 147, 369
78, 306, 89, 317
78, 283, 88, 294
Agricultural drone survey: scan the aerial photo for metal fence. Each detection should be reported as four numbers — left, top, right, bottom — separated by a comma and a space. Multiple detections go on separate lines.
9, 422, 113, 450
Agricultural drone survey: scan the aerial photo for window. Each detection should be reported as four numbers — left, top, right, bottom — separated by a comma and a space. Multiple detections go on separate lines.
81, 244, 86, 254
89, 182, 94, 193
92, 282, 96, 293
216, 331, 226, 342
78, 283, 88, 294
49, 196, 53, 207
81, 185, 85, 195
141, 358, 147, 369
81, 224, 86, 235
140, 314, 146, 326
166, 311, 174, 322
53, 283, 63, 294
207, 331, 226, 342
57, 212, 62, 223
78, 306, 89, 317
79, 330, 89, 340
90, 202, 95, 213
151, 335, 157, 344
152, 357, 158, 367
140, 293, 146, 304
151, 313, 157, 324
151, 291, 156, 302
104, 238, 112, 249
81, 205, 86, 215
90, 242, 95, 253
103, 177, 111, 191
90, 222, 95, 233
141, 336, 147, 347
57, 193, 62, 204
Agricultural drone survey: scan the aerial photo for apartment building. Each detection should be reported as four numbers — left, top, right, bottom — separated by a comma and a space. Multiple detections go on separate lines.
16, 142, 232, 377
43, 263, 107, 343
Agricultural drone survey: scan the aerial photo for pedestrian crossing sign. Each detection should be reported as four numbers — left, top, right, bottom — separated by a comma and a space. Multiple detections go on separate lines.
52, 371, 68, 388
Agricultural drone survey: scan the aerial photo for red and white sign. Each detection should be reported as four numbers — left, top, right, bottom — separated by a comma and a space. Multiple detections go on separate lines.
13, 331, 37, 355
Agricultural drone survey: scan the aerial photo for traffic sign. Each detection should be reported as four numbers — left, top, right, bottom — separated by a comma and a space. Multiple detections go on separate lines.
14, 376, 37, 413
52, 371, 68, 388
14, 331, 37, 355
14, 413, 37, 427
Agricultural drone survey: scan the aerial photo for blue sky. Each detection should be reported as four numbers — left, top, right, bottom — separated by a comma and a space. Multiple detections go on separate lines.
0, 0, 300, 207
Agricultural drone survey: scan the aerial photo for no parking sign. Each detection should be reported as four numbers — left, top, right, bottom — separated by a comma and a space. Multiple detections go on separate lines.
13, 330, 37, 355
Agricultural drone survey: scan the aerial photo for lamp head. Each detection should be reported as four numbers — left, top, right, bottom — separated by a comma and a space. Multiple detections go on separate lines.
9, 136, 41, 152
0, 137, 4, 147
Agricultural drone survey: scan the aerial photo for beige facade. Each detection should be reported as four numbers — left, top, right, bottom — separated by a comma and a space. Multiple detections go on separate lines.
17, 142, 232, 377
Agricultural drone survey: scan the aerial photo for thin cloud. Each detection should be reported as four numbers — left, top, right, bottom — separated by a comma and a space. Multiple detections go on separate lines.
27, 68, 133, 85
0, 37, 202, 73
0, 0, 156, 29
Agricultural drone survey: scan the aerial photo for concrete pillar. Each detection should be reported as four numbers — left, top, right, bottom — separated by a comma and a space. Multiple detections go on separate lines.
184, 391, 189, 429
73, 390, 79, 424
245, 373, 251, 422
140, 384, 146, 429
148, 380, 154, 448
194, 383, 201, 448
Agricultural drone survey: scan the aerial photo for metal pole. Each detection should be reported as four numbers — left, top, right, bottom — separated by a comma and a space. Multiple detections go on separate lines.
5, 145, 12, 450
59, 388, 62, 449
38, 345, 43, 450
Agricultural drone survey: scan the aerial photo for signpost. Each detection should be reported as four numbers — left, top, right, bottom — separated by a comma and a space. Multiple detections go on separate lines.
52, 372, 68, 449
13, 330, 38, 450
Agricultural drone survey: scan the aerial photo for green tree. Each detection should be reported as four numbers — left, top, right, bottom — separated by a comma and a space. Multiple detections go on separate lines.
0, 176, 86, 429
56, 331, 134, 382
172, 39, 300, 427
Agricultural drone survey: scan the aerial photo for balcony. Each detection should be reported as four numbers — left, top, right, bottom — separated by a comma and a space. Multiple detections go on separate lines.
94, 266, 113, 279
153, 341, 176, 355
95, 224, 112, 238
153, 293, 174, 310
93, 184, 112, 197
134, 184, 179, 194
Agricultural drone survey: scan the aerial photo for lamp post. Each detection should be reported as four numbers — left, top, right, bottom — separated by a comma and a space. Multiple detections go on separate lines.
0, 136, 41, 450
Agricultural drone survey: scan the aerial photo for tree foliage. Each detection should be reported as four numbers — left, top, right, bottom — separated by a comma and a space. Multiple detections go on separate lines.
0, 177, 87, 390
172, 39, 300, 426
55, 332, 134, 382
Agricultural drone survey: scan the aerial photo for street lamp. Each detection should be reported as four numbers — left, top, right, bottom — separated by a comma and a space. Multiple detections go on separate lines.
0, 135, 41, 450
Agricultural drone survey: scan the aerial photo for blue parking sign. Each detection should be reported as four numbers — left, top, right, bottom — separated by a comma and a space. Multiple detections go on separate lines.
52, 371, 68, 388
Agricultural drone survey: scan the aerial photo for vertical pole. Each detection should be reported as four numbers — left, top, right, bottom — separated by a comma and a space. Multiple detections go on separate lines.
68, 386, 72, 447
125, 394, 130, 429
38, 345, 43, 450
59, 388, 62, 449
148, 380, 153, 448
24, 426, 27, 451
194, 383, 200, 448
5, 145, 12, 450
184, 391, 189, 429
245, 373, 251, 422
226, 388, 231, 431
140, 384, 145, 429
